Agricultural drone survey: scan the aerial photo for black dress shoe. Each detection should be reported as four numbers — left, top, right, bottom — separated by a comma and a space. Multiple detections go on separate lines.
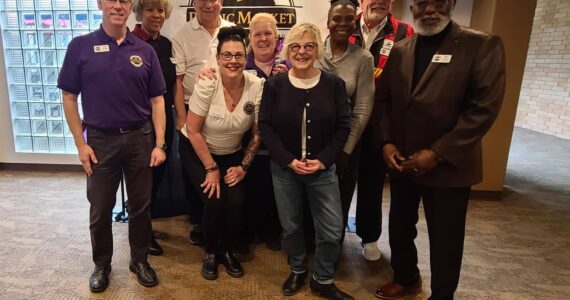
310, 277, 354, 300
89, 265, 111, 293
235, 242, 252, 262
129, 261, 158, 287
149, 237, 163, 256
221, 251, 244, 277
189, 224, 203, 245
282, 271, 308, 296
201, 253, 219, 280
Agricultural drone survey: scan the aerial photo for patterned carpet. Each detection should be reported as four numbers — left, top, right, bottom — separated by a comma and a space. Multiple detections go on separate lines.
0, 127, 569, 299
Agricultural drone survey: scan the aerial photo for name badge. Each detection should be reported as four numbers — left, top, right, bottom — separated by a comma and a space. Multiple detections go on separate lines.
432, 54, 452, 63
208, 105, 226, 119
380, 39, 394, 56
94, 45, 110, 53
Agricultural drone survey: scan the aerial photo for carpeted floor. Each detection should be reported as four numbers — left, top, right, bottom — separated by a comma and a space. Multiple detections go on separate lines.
0, 127, 569, 299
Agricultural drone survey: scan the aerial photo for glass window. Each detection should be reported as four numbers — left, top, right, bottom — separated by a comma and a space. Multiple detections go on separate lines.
1, 0, 102, 153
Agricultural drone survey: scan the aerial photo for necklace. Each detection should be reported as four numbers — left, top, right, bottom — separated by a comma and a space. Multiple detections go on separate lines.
222, 77, 245, 112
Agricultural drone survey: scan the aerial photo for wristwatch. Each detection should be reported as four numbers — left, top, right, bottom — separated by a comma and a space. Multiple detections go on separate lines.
240, 162, 250, 172
155, 143, 167, 151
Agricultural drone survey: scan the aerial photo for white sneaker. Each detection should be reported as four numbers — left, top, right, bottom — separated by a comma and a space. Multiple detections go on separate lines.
361, 241, 381, 261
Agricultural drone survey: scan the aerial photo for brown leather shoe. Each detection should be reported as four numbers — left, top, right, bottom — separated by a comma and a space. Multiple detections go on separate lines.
375, 279, 422, 299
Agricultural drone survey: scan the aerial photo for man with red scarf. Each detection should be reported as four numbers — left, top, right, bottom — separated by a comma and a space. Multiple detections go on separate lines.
348, 0, 414, 262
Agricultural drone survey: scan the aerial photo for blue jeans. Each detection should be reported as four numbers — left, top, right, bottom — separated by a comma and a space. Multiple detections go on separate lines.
270, 161, 343, 282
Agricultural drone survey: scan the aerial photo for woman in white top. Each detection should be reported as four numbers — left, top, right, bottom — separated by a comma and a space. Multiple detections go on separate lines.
179, 26, 264, 280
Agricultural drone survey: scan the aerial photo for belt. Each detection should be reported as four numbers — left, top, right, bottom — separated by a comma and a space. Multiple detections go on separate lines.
87, 121, 147, 135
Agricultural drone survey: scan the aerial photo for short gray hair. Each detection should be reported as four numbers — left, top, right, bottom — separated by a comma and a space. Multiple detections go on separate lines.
281, 22, 324, 60
132, 0, 173, 22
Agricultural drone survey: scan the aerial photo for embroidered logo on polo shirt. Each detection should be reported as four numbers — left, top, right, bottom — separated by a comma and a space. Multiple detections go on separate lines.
130, 55, 143, 67
243, 101, 255, 115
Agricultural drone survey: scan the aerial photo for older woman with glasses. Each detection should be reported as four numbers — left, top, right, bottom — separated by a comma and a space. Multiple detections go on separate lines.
180, 26, 264, 280
258, 22, 353, 300
131, 0, 175, 257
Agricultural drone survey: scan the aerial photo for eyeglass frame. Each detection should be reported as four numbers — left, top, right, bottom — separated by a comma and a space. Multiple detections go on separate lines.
288, 42, 316, 53
218, 51, 246, 62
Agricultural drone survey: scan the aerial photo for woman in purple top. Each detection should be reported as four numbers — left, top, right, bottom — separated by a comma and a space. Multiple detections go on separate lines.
239, 13, 290, 254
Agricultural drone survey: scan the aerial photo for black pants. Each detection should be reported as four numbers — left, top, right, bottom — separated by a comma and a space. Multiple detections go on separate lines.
86, 121, 154, 266
179, 131, 204, 225
242, 154, 282, 242
389, 176, 470, 300
179, 136, 245, 253
354, 128, 387, 243
151, 103, 174, 204
338, 143, 361, 240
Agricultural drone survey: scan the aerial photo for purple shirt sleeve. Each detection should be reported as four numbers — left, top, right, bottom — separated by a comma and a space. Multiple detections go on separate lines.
57, 37, 83, 95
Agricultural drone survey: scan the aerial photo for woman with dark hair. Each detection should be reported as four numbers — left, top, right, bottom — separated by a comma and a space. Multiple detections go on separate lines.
179, 26, 264, 280
199, 13, 288, 254
315, 0, 377, 259
131, 0, 176, 256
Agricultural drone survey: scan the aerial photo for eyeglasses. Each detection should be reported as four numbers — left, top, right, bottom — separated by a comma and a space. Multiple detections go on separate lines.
415, 0, 448, 10
288, 42, 316, 53
219, 52, 246, 62
104, 0, 132, 6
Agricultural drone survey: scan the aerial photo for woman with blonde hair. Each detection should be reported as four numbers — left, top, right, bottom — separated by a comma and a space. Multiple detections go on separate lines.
258, 22, 354, 300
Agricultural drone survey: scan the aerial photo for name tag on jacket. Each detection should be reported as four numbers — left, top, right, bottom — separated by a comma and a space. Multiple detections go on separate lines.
432, 54, 452, 63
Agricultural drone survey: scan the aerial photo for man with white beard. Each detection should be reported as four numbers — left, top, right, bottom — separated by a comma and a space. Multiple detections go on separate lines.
345, 0, 413, 262
374, 0, 506, 299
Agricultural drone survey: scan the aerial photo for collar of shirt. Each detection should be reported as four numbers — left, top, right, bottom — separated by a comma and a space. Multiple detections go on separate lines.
95, 24, 135, 45
132, 24, 160, 42
191, 16, 223, 30
245, 52, 291, 79
244, 52, 268, 78
361, 16, 387, 49
323, 37, 349, 62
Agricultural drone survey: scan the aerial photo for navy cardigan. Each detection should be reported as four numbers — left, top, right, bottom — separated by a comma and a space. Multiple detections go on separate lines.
258, 71, 351, 168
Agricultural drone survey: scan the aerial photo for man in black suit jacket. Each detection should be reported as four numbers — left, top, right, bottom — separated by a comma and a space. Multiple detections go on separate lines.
374, 1, 506, 299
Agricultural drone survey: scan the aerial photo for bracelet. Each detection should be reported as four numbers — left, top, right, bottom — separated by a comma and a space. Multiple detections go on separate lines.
205, 162, 218, 172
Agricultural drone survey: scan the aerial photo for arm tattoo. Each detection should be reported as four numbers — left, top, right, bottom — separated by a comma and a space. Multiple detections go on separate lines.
242, 121, 261, 167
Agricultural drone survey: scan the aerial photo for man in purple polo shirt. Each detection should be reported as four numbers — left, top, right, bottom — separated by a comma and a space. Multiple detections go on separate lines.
58, 0, 166, 293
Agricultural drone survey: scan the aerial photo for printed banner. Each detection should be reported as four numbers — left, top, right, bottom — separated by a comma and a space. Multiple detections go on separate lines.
130, 0, 332, 39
